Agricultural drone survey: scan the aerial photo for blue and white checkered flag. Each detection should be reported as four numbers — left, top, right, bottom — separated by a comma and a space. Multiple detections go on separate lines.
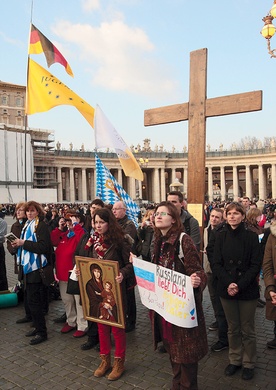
95, 154, 140, 227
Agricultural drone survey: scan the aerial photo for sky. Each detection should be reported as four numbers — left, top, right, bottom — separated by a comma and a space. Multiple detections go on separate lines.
1, 0, 276, 152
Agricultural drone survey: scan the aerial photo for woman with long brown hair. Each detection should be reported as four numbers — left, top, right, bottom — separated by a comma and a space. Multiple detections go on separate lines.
150, 201, 207, 390
81, 207, 133, 381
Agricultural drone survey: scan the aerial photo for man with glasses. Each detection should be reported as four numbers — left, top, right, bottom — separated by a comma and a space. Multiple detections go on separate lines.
167, 191, 201, 251
112, 201, 137, 332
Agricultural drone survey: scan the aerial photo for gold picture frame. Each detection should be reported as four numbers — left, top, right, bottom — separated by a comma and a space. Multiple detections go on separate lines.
75, 256, 125, 329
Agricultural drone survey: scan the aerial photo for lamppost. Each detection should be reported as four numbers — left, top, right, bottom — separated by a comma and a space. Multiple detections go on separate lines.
261, 1, 276, 57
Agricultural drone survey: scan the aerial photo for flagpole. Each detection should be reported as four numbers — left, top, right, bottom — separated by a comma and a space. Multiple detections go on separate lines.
24, 0, 34, 201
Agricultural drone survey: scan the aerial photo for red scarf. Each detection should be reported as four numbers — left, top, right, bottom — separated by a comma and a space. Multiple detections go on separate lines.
85, 232, 109, 258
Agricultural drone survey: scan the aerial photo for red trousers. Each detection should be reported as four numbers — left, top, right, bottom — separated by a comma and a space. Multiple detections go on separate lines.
98, 323, 126, 358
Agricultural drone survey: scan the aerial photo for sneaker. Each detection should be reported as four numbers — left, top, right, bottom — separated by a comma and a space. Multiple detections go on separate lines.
73, 330, 87, 338
224, 364, 242, 376
242, 368, 254, 380
267, 338, 276, 349
61, 323, 76, 333
208, 321, 218, 331
211, 341, 228, 352
29, 335, 47, 345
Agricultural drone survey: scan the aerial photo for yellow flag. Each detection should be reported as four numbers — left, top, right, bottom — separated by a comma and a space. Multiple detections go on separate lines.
26, 58, 94, 127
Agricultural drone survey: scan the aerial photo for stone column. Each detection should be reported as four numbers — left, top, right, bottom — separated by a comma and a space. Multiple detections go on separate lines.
220, 166, 226, 201
118, 169, 123, 186
232, 165, 239, 200
57, 167, 62, 202
91, 169, 95, 200
129, 177, 136, 200
208, 166, 213, 201
81, 168, 87, 202
258, 164, 266, 200
153, 168, 160, 203
69, 168, 75, 202
171, 168, 176, 182
245, 165, 253, 199
183, 167, 188, 198
160, 168, 166, 201
65, 169, 70, 201
272, 164, 276, 199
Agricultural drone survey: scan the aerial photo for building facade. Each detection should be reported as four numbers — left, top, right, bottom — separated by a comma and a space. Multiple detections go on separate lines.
1, 80, 276, 204
54, 147, 276, 204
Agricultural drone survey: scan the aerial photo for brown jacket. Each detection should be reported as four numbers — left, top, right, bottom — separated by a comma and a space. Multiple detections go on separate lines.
263, 222, 276, 321
151, 232, 208, 364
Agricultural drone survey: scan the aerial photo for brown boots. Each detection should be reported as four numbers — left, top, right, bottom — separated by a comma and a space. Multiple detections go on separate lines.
107, 357, 125, 381
94, 354, 125, 380
94, 354, 111, 377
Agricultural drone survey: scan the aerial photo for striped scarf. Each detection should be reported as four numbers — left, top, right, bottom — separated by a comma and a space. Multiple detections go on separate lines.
17, 217, 47, 274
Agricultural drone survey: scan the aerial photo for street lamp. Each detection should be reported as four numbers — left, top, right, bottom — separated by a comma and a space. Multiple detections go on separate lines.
134, 150, 149, 201
261, 1, 276, 57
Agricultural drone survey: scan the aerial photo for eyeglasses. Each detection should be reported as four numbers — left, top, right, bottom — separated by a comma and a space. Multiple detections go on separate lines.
112, 208, 124, 211
154, 212, 172, 217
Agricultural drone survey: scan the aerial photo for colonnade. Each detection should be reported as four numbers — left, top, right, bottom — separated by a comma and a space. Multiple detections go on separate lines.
55, 159, 276, 203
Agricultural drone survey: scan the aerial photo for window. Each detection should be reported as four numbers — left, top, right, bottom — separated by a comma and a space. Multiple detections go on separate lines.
16, 97, 22, 107
2, 96, 8, 105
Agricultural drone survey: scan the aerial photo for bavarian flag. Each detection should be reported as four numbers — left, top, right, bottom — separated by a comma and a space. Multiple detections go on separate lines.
95, 154, 140, 227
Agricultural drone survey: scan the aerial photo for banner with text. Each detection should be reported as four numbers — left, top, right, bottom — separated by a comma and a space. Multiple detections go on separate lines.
133, 257, 198, 328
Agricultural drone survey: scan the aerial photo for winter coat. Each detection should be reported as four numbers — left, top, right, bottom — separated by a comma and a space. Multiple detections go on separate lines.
151, 231, 208, 364
263, 222, 276, 321
22, 220, 53, 284
7, 219, 26, 274
137, 224, 154, 261
180, 209, 201, 251
212, 223, 262, 300
51, 224, 85, 281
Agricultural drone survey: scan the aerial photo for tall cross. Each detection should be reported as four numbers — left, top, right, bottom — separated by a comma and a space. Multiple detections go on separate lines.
144, 48, 262, 227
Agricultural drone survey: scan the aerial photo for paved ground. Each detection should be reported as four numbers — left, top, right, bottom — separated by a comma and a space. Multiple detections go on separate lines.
1, 216, 276, 390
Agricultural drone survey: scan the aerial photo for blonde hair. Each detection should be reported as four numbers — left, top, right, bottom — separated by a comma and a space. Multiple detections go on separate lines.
246, 208, 262, 226
142, 209, 154, 223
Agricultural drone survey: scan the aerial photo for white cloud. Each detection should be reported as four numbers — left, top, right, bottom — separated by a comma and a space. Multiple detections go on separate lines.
52, 19, 179, 99
81, 0, 100, 12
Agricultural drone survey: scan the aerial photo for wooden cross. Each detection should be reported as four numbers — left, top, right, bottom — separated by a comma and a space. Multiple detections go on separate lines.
144, 48, 262, 226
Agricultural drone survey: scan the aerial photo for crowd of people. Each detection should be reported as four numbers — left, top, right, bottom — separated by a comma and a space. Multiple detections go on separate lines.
0, 193, 275, 389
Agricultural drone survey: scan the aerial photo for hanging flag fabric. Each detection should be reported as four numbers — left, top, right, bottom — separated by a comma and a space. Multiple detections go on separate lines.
95, 154, 140, 227
26, 58, 94, 128
94, 105, 143, 181
29, 24, 74, 77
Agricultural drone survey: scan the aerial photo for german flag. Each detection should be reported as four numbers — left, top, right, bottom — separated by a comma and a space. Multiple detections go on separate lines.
28, 24, 74, 77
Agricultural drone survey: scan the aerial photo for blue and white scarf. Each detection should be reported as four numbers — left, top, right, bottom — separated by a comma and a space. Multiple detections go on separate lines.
17, 217, 47, 274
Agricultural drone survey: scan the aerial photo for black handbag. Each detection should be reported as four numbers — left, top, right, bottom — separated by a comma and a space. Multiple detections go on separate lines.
39, 257, 55, 286
66, 272, 80, 295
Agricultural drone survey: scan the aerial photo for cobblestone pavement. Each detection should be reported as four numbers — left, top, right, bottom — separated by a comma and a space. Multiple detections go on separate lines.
1, 216, 276, 389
